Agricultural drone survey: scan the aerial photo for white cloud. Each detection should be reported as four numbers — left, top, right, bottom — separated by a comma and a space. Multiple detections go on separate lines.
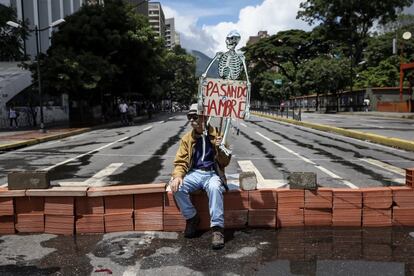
164, 0, 312, 57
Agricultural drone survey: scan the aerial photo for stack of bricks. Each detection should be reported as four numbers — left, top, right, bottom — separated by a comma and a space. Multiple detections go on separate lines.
223, 189, 249, 229
104, 195, 134, 232
192, 191, 211, 230
332, 188, 362, 226
391, 185, 414, 226
0, 189, 23, 234
361, 187, 392, 227
248, 189, 277, 228
164, 192, 186, 231
304, 188, 332, 226
75, 197, 104, 233
27, 187, 88, 235
15, 196, 44, 233
277, 189, 304, 227
134, 192, 164, 231
406, 168, 414, 187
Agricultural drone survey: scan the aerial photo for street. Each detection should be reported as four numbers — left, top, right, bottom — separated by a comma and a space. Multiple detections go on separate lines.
0, 112, 413, 189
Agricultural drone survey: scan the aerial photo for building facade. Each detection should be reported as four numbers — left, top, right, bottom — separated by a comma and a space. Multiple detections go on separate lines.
5, 0, 85, 58
148, 2, 165, 39
165, 17, 176, 49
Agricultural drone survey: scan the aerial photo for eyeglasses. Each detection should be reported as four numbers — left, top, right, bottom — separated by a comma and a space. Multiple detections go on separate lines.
187, 114, 199, 121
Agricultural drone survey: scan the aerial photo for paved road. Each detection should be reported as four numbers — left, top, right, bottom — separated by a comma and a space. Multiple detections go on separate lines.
0, 113, 413, 188
302, 112, 414, 141
0, 228, 413, 275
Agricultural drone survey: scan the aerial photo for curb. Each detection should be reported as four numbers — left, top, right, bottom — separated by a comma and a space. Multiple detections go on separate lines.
0, 128, 91, 151
252, 112, 414, 152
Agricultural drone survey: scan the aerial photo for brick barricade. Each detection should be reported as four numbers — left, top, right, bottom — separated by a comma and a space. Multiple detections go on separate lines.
0, 174, 414, 235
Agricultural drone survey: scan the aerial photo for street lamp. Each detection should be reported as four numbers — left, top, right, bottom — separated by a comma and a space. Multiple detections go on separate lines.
7, 18, 65, 133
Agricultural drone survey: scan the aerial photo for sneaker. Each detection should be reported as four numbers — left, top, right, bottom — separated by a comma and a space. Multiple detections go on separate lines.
211, 226, 225, 250
184, 214, 200, 238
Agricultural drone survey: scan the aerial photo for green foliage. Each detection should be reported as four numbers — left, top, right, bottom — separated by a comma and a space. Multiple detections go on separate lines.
0, 4, 27, 61
160, 46, 197, 105
354, 57, 400, 88
296, 56, 349, 94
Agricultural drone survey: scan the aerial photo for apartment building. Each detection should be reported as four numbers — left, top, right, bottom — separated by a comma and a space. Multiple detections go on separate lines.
165, 17, 175, 49
148, 1, 165, 39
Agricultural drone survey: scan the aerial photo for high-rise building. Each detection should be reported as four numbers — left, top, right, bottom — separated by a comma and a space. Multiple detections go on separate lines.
4, 0, 85, 58
124, 0, 148, 16
165, 18, 175, 49
148, 1, 165, 39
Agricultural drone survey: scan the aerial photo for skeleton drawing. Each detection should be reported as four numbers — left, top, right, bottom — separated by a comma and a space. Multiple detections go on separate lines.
198, 30, 251, 156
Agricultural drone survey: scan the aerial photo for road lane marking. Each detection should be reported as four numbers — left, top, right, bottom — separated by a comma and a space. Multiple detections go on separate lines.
237, 160, 288, 188
256, 115, 408, 153
59, 163, 123, 187
240, 123, 247, 128
360, 158, 405, 176
43, 125, 153, 171
168, 116, 175, 120
158, 120, 165, 124
255, 131, 358, 189
360, 124, 385, 129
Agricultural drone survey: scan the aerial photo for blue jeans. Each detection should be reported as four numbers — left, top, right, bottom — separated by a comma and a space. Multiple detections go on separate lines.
174, 169, 225, 228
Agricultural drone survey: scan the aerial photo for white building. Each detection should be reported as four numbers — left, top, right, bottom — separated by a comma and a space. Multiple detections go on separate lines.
148, 1, 165, 39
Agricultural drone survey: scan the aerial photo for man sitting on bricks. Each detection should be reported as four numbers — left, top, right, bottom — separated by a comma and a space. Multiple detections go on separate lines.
170, 103, 231, 250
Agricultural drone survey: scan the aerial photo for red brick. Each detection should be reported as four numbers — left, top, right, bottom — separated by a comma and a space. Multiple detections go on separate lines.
407, 179, 413, 186
104, 195, 133, 214
361, 188, 392, 209
45, 215, 74, 235
305, 190, 332, 209
197, 211, 211, 230
224, 210, 248, 228
15, 213, 44, 233
277, 207, 304, 227
248, 209, 276, 228
191, 192, 209, 212
163, 212, 186, 232
224, 190, 248, 210
249, 190, 277, 209
406, 168, 414, 177
362, 208, 392, 227
76, 197, 104, 215
0, 197, 14, 216
104, 212, 134, 232
164, 192, 180, 213
134, 193, 163, 212
87, 183, 166, 197
332, 208, 361, 227
134, 211, 163, 231
392, 207, 414, 226
76, 214, 105, 233
15, 197, 44, 214
277, 189, 304, 208
304, 209, 332, 226
0, 216, 15, 234
44, 197, 74, 215
333, 189, 362, 209
390, 186, 414, 207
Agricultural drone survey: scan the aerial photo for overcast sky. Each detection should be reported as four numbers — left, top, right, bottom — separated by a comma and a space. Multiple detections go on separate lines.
162, 0, 414, 58
161, 0, 312, 57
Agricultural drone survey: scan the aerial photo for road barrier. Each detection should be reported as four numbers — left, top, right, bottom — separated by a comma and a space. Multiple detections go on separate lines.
0, 168, 412, 235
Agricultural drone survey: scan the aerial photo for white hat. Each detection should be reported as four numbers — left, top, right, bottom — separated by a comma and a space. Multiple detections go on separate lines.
188, 103, 200, 115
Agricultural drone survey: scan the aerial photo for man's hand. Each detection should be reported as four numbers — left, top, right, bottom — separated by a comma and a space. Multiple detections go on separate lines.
170, 177, 183, 192
215, 136, 222, 146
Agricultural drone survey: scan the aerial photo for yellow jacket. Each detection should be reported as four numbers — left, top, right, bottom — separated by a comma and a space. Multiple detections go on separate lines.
172, 125, 231, 187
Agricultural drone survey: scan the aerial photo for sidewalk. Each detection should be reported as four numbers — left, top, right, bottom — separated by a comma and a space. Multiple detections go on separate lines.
0, 115, 150, 152
336, 111, 414, 119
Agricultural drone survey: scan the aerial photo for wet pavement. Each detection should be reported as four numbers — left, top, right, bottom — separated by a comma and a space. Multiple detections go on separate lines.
1, 227, 414, 275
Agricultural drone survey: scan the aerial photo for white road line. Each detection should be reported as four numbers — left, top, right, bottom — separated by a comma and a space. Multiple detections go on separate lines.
257, 115, 408, 153
143, 126, 153, 131
158, 120, 165, 124
240, 123, 247, 128
237, 160, 288, 188
85, 163, 123, 187
256, 131, 358, 189
168, 116, 175, 120
360, 124, 385, 129
59, 163, 123, 187
42, 136, 130, 171
238, 160, 265, 182
360, 158, 406, 176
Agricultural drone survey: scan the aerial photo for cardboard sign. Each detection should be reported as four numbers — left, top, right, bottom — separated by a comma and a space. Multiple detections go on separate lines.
202, 78, 247, 119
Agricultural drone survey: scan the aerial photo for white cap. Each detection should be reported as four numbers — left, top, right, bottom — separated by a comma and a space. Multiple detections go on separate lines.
188, 103, 200, 115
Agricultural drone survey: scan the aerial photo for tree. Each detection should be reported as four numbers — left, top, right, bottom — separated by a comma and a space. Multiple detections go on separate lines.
160, 46, 197, 105
354, 57, 400, 88
297, 0, 414, 65
0, 4, 27, 61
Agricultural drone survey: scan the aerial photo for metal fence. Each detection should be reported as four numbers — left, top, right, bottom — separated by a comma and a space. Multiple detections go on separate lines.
253, 106, 302, 121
